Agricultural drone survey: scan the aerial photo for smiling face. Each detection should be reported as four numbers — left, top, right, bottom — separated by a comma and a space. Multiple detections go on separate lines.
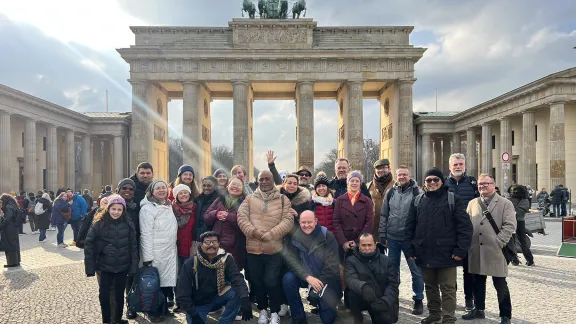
284, 176, 299, 194
202, 180, 215, 195
316, 184, 328, 197
424, 176, 442, 192
233, 167, 246, 183
180, 171, 194, 185
152, 182, 168, 201
374, 165, 389, 177
108, 204, 124, 219
299, 211, 317, 235
449, 158, 466, 178
177, 190, 191, 203
227, 178, 243, 197
396, 168, 411, 186
335, 160, 350, 180
217, 173, 228, 187
297, 172, 312, 185
347, 177, 361, 193
478, 175, 496, 197
118, 185, 135, 201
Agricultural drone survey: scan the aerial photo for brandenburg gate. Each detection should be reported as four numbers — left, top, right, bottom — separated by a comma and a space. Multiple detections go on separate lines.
118, 18, 425, 180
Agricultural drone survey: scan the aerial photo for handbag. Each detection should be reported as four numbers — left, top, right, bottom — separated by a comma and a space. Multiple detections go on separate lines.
478, 198, 515, 265
59, 206, 72, 220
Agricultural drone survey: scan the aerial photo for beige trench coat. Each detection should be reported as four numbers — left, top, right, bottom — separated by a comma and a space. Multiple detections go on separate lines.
466, 194, 517, 277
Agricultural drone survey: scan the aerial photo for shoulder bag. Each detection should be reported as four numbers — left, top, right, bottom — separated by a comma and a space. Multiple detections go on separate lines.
477, 198, 514, 265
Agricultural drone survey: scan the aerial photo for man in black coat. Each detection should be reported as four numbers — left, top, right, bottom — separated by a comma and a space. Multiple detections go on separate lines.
129, 162, 154, 206
404, 168, 473, 324
176, 231, 253, 324
282, 210, 341, 324
345, 233, 399, 324
330, 158, 371, 199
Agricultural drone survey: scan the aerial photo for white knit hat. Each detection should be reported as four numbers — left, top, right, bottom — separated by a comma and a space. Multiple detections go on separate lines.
172, 184, 191, 198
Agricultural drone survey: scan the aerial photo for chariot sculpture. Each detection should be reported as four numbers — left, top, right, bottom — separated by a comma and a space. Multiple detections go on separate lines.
242, 0, 306, 19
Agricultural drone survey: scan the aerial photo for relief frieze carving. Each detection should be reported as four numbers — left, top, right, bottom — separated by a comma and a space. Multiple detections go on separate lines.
237, 29, 307, 44
153, 125, 166, 143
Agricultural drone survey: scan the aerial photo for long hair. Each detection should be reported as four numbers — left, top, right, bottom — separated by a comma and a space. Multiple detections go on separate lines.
173, 177, 200, 198
0, 193, 17, 212
93, 203, 126, 228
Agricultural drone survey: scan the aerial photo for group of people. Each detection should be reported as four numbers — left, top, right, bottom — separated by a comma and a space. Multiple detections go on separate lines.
537, 185, 571, 217
0, 150, 537, 324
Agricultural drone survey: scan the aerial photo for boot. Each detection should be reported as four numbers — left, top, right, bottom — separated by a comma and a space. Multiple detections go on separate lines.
462, 309, 485, 320
465, 298, 474, 311
125, 309, 137, 319
500, 317, 511, 324
421, 316, 442, 324
412, 300, 424, 315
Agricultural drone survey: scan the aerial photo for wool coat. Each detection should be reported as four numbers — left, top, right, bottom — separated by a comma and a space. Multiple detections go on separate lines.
140, 197, 178, 287
0, 200, 21, 253
367, 177, 394, 239
466, 194, 517, 277
332, 193, 374, 246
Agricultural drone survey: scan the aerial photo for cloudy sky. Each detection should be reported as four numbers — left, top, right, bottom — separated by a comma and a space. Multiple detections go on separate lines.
1, 0, 575, 171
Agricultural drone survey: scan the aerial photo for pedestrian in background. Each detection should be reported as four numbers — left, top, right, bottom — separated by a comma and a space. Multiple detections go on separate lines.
0, 194, 22, 268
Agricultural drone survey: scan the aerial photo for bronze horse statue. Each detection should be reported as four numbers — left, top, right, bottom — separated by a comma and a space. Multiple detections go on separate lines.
242, 0, 256, 19
279, 0, 288, 19
258, 0, 267, 18
292, 0, 306, 19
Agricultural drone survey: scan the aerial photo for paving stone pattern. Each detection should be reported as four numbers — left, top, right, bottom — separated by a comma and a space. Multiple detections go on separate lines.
1, 222, 574, 323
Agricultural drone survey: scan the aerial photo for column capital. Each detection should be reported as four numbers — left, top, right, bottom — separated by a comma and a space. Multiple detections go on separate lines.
231, 80, 249, 86
521, 109, 535, 115
549, 100, 566, 105
347, 79, 365, 86
297, 80, 315, 85
398, 78, 417, 85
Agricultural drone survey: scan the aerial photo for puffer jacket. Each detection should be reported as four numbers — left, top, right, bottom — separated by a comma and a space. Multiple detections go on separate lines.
379, 180, 421, 241
51, 198, 71, 225
509, 197, 530, 222
194, 192, 219, 240
84, 214, 139, 275
403, 186, 473, 269
237, 188, 294, 255
445, 173, 479, 206
311, 191, 335, 233
204, 195, 246, 269
550, 186, 563, 204
70, 193, 87, 220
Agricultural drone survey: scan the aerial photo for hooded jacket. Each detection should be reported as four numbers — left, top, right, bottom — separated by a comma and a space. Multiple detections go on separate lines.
379, 179, 421, 241
509, 197, 530, 221
550, 186, 564, 205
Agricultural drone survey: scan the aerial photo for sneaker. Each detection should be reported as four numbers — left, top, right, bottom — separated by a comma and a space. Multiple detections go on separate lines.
278, 304, 290, 317
70, 241, 76, 246
412, 300, 424, 315
270, 312, 280, 324
58, 243, 68, 248
258, 309, 269, 324
235, 315, 243, 321
39, 239, 48, 243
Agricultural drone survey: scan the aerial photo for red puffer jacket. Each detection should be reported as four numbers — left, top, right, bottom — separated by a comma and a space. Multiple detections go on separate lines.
314, 203, 335, 233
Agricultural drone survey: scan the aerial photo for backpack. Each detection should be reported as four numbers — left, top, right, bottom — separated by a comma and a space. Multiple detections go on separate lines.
34, 202, 46, 215
127, 266, 166, 314
414, 191, 455, 212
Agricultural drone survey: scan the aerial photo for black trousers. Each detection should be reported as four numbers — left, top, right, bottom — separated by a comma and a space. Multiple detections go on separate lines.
515, 221, 534, 263
99, 271, 128, 323
471, 274, 512, 318
462, 255, 474, 301
4, 251, 21, 266
348, 289, 378, 324
247, 253, 283, 313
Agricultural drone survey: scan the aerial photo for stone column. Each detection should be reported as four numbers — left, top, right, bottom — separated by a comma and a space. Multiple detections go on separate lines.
296, 81, 314, 169
65, 130, 75, 190
442, 136, 452, 175
92, 139, 102, 195
499, 117, 512, 191
46, 125, 58, 192
182, 81, 201, 167
103, 140, 112, 187
82, 135, 91, 192
421, 134, 431, 181
452, 133, 461, 154
0, 112, 11, 194
466, 128, 478, 178
130, 81, 150, 172
114, 136, 124, 186
481, 123, 492, 174
522, 111, 536, 188
24, 119, 37, 192
347, 80, 364, 171
398, 79, 416, 169
233, 81, 250, 171
434, 137, 442, 168
549, 101, 566, 187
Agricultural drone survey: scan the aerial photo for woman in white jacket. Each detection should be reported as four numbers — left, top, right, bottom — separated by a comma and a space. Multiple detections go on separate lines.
139, 180, 178, 322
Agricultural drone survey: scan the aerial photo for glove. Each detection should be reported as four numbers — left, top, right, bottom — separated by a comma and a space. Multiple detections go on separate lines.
240, 297, 253, 321
143, 261, 152, 267
361, 284, 377, 303
189, 311, 204, 324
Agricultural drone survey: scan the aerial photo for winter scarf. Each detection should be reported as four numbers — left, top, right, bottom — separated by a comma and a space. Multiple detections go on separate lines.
373, 172, 393, 196
257, 186, 279, 213
197, 251, 228, 295
311, 190, 334, 206
224, 196, 240, 211
173, 201, 195, 228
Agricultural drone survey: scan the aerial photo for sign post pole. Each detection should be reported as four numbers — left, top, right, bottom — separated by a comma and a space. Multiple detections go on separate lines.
501, 152, 511, 194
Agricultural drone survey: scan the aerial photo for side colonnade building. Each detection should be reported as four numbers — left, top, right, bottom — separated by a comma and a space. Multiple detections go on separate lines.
415, 68, 576, 193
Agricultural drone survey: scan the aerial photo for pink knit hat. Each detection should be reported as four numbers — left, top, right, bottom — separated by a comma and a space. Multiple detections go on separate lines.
106, 194, 126, 210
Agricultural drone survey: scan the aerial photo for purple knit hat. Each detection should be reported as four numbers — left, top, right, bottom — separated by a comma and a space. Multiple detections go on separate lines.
347, 170, 363, 183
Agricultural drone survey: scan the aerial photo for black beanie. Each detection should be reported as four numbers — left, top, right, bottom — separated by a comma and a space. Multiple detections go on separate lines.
424, 167, 444, 181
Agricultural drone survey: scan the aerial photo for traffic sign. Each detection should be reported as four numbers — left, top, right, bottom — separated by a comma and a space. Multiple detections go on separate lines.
501, 152, 510, 162
502, 162, 510, 169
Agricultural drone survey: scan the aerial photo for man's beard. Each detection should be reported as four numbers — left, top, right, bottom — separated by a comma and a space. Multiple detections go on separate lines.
451, 170, 464, 177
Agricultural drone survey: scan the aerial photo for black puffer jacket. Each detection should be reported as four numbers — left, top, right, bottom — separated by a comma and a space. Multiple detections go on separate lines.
76, 207, 100, 249
345, 245, 399, 324
194, 192, 218, 239
445, 173, 478, 206
329, 178, 371, 199
84, 214, 139, 275
129, 173, 150, 207
404, 186, 473, 268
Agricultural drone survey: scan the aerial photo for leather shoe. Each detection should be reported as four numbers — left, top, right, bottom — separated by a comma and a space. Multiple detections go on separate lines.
501, 317, 511, 324
126, 309, 137, 319
421, 316, 442, 324
462, 309, 485, 320
412, 300, 424, 315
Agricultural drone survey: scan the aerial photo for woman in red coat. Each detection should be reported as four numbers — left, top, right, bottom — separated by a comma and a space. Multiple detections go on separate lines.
311, 172, 336, 233
204, 176, 247, 270
171, 184, 196, 266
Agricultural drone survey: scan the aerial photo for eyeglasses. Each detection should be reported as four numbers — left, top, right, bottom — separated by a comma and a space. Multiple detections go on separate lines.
424, 177, 441, 183
478, 182, 494, 186
298, 174, 311, 178
203, 240, 219, 246
121, 187, 135, 191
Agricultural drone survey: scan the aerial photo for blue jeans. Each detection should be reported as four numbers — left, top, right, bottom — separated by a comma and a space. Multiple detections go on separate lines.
185, 288, 240, 324
282, 272, 338, 324
39, 229, 47, 241
387, 239, 424, 301
561, 202, 567, 216
56, 223, 66, 244
553, 204, 560, 216
69, 218, 82, 241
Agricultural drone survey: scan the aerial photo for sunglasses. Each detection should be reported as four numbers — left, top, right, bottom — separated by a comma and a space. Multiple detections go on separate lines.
121, 187, 135, 191
424, 177, 441, 183
298, 173, 312, 178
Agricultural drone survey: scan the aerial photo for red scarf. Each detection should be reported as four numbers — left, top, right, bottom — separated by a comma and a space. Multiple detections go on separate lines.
172, 201, 196, 228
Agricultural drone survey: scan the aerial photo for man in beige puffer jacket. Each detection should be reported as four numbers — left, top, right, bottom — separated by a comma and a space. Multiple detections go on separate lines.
238, 170, 293, 324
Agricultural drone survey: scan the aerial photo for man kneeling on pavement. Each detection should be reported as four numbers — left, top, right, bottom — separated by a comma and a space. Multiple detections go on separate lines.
282, 210, 342, 324
345, 233, 399, 324
176, 231, 253, 324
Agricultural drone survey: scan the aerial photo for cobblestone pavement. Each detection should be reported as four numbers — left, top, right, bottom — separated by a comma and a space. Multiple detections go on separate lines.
1, 222, 573, 324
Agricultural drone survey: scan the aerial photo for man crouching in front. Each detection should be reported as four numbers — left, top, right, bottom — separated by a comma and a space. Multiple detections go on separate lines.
176, 231, 253, 324
345, 233, 399, 324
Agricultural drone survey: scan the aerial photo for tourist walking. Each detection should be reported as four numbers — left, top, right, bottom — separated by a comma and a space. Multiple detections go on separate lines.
464, 174, 516, 324
0, 194, 22, 268
404, 167, 473, 324
129, 162, 154, 206
169, 165, 200, 202
507, 184, 535, 266
35, 193, 53, 243
84, 195, 139, 324
25, 192, 38, 234
311, 172, 335, 233
140, 180, 178, 322
51, 192, 72, 248
367, 158, 394, 240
